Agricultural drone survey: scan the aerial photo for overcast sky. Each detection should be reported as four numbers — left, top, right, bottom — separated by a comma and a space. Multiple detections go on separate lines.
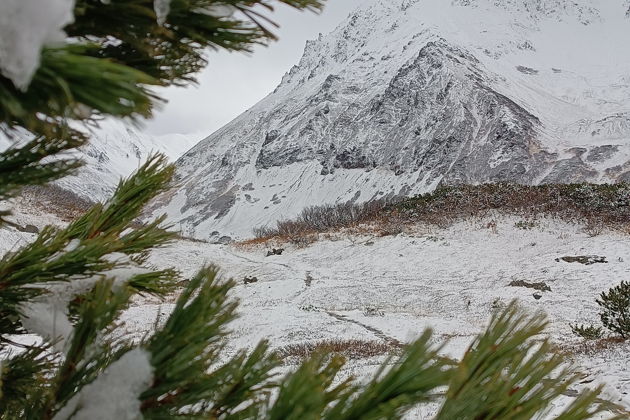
144, 0, 365, 137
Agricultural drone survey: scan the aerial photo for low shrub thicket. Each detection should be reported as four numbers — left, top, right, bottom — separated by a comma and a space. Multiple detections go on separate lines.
396, 183, 630, 228
277, 339, 402, 361
252, 183, 630, 244
253, 199, 393, 242
21, 184, 93, 221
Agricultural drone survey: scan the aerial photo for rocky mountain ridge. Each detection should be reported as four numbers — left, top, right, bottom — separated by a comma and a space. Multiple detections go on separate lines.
155, 0, 630, 240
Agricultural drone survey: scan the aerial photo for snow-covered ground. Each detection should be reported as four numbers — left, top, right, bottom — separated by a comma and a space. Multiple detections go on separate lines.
2, 200, 629, 416
133, 216, 629, 415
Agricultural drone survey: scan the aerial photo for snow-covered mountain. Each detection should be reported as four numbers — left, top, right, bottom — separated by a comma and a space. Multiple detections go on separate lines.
156, 0, 630, 240
1, 119, 199, 202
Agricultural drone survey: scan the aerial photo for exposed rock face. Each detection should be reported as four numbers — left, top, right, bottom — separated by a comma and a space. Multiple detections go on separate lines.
257, 41, 543, 185
156, 0, 630, 240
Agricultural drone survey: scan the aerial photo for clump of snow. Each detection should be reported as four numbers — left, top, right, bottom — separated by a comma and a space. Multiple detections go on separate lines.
20, 298, 74, 353
0, 0, 75, 91
64, 239, 81, 253
19, 248, 152, 352
154, 0, 171, 25
53, 348, 154, 420
194, 5, 235, 18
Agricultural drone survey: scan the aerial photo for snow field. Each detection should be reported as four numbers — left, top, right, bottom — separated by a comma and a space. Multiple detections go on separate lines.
126, 215, 630, 416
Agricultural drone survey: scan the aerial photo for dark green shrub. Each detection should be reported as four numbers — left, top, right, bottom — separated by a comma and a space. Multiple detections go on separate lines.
597, 281, 630, 339
570, 324, 604, 340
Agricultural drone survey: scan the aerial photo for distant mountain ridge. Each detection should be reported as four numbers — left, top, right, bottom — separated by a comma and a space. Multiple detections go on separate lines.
1, 119, 199, 202
154, 0, 630, 240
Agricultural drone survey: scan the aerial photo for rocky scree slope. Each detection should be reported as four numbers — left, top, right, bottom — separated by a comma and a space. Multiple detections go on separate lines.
156, 0, 630, 240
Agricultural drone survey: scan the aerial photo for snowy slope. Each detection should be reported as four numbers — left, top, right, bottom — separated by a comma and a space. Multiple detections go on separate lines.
3, 200, 629, 417
135, 217, 629, 417
0, 119, 199, 202
56, 120, 199, 202
155, 0, 630, 240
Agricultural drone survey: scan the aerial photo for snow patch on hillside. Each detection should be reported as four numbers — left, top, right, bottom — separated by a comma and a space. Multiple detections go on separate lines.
0, 119, 200, 202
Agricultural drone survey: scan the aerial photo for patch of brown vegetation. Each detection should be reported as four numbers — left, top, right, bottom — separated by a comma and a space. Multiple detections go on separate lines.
244, 183, 630, 247
20, 185, 93, 221
248, 199, 395, 247
235, 235, 294, 250
276, 339, 402, 362
554, 337, 628, 357
396, 183, 630, 229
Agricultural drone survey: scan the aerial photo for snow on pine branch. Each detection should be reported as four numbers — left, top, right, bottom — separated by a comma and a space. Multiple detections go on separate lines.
0, 0, 75, 91
53, 348, 154, 420
154, 0, 235, 25
19, 251, 153, 352
154, 0, 171, 25
193, 4, 236, 18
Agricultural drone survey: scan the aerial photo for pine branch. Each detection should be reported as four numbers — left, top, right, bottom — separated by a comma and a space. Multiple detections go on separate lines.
436, 301, 611, 420
66, 154, 175, 240
205, 341, 279, 418
0, 345, 55, 416
42, 279, 133, 418
67, 0, 325, 87
127, 269, 179, 297
0, 46, 158, 138
267, 354, 350, 420
324, 330, 452, 420
141, 267, 245, 416
0, 128, 85, 203
0, 154, 177, 338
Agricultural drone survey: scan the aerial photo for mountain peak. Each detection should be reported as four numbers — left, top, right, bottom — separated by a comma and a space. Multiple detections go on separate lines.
157, 0, 630, 240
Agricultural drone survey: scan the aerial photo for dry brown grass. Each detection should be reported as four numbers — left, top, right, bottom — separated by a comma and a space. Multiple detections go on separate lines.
276, 339, 402, 362
248, 199, 395, 247
554, 337, 628, 357
20, 185, 93, 221
244, 183, 630, 247
234, 235, 295, 250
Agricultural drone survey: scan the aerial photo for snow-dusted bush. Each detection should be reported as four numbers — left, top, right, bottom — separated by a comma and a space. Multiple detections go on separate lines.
570, 324, 604, 340
254, 198, 394, 241
398, 183, 630, 229
597, 281, 630, 339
